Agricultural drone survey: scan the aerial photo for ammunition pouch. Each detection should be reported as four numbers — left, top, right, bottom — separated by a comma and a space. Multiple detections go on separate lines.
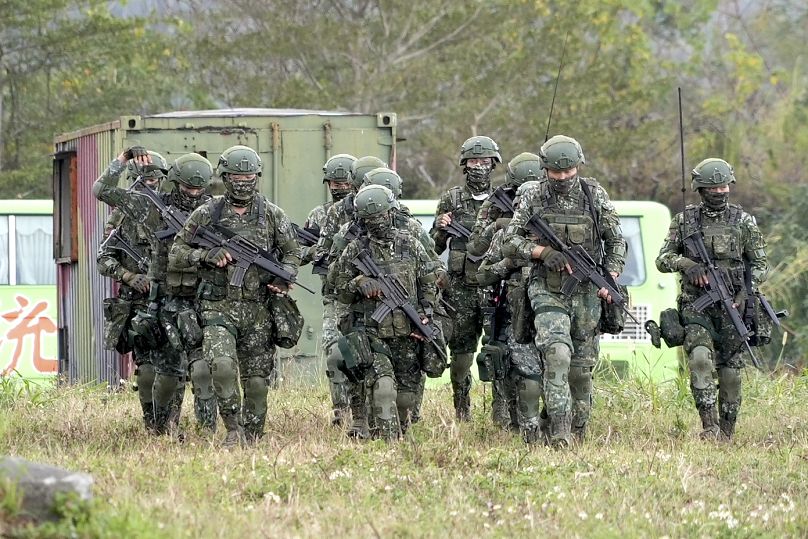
129, 306, 166, 350
336, 331, 388, 384
176, 308, 203, 348
475, 341, 508, 382
659, 308, 685, 347
598, 283, 629, 335
267, 294, 304, 349
103, 297, 133, 354
508, 270, 534, 344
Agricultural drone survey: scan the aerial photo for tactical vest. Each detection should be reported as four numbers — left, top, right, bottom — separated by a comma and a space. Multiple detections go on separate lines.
446, 186, 486, 284
153, 192, 211, 298
531, 178, 601, 293
352, 232, 418, 339
197, 195, 272, 302
103, 210, 151, 301
681, 203, 745, 294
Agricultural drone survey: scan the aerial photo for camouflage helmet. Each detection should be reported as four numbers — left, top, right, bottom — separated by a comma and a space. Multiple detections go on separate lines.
363, 167, 402, 198
539, 135, 585, 171
351, 156, 388, 189
169, 153, 213, 188
506, 152, 543, 186
459, 135, 502, 166
691, 158, 736, 191
217, 145, 262, 177
354, 185, 395, 218
127, 150, 168, 181
322, 153, 357, 183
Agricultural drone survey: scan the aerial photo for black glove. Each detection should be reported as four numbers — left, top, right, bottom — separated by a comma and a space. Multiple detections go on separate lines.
204, 247, 230, 266
358, 277, 382, 298
539, 246, 567, 272
122, 271, 150, 293
684, 263, 708, 286
124, 146, 148, 160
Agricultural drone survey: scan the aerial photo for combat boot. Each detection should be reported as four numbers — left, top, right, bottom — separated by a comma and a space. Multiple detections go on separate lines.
521, 416, 544, 445
548, 413, 572, 449
718, 416, 736, 442
194, 397, 218, 433
141, 401, 157, 434
221, 413, 246, 448
491, 392, 511, 429
571, 418, 588, 443
371, 418, 401, 442
332, 405, 350, 427
698, 406, 720, 440
452, 378, 472, 422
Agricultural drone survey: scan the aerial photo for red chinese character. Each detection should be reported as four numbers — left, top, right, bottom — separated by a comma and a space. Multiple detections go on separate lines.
1, 295, 57, 375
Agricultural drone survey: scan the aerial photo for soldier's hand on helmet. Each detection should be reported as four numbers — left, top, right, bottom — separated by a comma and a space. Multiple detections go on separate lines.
119, 146, 150, 167
357, 277, 382, 298
204, 247, 232, 267
122, 271, 150, 293
436, 212, 453, 229
538, 246, 570, 273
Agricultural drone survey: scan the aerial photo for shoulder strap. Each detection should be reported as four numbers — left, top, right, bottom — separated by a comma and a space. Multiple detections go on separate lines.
256, 195, 266, 227
578, 179, 603, 258
210, 198, 226, 226
450, 187, 462, 210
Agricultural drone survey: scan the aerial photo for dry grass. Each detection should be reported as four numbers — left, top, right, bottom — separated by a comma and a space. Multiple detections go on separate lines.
0, 371, 806, 538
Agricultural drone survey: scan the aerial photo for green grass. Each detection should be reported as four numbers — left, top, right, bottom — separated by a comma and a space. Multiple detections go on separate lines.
0, 371, 806, 538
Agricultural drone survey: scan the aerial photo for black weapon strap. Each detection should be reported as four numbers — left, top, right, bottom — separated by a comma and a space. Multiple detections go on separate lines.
579, 179, 604, 261
211, 198, 226, 226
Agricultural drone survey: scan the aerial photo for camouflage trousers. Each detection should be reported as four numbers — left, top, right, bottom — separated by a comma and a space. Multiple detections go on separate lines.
444, 282, 483, 411
502, 324, 543, 434
152, 295, 217, 431
529, 281, 600, 429
323, 299, 350, 418
200, 298, 275, 438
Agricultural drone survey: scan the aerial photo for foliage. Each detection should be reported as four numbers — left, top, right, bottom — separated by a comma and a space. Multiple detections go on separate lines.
0, 376, 806, 537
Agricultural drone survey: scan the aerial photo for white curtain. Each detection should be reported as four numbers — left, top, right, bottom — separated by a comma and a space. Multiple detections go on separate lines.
0, 216, 8, 284
15, 215, 55, 285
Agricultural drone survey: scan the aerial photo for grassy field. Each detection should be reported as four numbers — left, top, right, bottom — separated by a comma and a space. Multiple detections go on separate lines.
0, 370, 806, 538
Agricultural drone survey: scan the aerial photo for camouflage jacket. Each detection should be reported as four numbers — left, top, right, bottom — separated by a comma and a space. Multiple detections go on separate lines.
430, 184, 489, 285
93, 159, 209, 297
504, 177, 626, 288
314, 193, 356, 262
468, 184, 518, 257
656, 202, 768, 302
301, 201, 333, 266
332, 230, 438, 338
169, 194, 302, 302
96, 207, 152, 283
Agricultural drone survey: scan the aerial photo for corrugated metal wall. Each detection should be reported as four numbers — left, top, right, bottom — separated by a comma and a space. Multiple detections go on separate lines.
57, 130, 122, 385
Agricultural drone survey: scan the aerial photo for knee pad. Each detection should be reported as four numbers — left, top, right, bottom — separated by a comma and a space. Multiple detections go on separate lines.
688, 346, 713, 390
152, 373, 180, 407
517, 377, 543, 419
372, 376, 397, 422
718, 367, 742, 404
449, 353, 474, 383
243, 376, 268, 418
544, 343, 571, 388
326, 346, 348, 384
136, 363, 155, 404
568, 366, 593, 402
211, 356, 239, 400
189, 359, 214, 400
396, 391, 419, 421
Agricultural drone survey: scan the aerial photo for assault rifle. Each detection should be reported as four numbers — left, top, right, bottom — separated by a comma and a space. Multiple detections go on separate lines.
442, 218, 483, 263
488, 186, 515, 215
293, 223, 320, 247
99, 227, 149, 272
524, 213, 638, 324
684, 231, 761, 369
352, 249, 447, 361
311, 220, 365, 276
188, 222, 315, 294
129, 177, 188, 241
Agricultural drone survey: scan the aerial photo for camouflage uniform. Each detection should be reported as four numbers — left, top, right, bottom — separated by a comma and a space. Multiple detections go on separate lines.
431, 185, 488, 419
656, 203, 768, 440
505, 177, 625, 445
332, 227, 439, 440
96, 208, 156, 430
94, 159, 192, 432
170, 194, 302, 443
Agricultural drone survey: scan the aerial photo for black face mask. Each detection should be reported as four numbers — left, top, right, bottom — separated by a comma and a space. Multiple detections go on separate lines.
330, 186, 351, 202
701, 190, 729, 211
364, 213, 394, 240
465, 163, 493, 194
550, 175, 576, 195
173, 187, 205, 211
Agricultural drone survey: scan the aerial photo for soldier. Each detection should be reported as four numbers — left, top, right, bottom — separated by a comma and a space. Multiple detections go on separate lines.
97, 205, 156, 432
472, 153, 543, 433
431, 135, 501, 421
655, 158, 768, 441
170, 145, 302, 446
315, 155, 386, 427
331, 185, 440, 440
504, 135, 626, 447
303, 154, 356, 426
93, 148, 216, 434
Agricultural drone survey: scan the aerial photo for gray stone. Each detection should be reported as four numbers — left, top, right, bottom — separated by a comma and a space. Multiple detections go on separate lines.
0, 456, 93, 522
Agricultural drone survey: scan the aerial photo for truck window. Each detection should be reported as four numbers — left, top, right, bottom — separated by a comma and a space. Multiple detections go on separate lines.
617, 216, 645, 286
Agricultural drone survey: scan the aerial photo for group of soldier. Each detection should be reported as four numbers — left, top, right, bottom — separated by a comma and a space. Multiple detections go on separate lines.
95, 132, 772, 449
